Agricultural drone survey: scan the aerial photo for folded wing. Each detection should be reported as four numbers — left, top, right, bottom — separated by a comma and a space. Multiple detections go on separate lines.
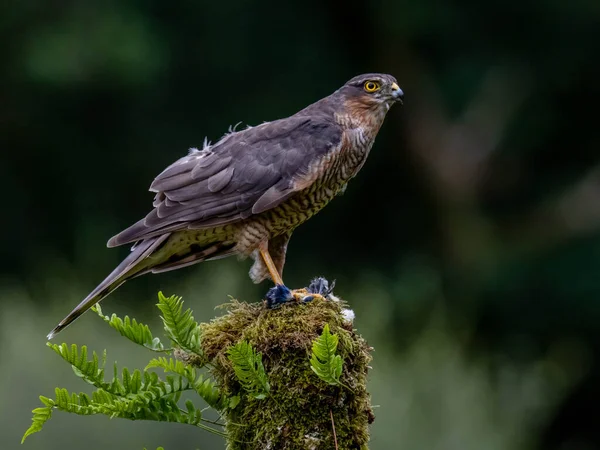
107, 116, 342, 247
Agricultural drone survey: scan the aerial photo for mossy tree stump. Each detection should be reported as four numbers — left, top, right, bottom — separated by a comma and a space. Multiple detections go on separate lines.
188, 297, 374, 450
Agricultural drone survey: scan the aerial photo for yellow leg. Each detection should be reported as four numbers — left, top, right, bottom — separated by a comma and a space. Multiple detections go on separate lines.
291, 289, 325, 302
259, 242, 284, 285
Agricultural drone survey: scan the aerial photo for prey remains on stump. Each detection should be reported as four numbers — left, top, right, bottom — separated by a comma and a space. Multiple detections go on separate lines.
194, 296, 374, 450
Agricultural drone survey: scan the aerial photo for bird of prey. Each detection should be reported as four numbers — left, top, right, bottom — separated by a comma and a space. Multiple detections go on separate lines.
47, 73, 404, 339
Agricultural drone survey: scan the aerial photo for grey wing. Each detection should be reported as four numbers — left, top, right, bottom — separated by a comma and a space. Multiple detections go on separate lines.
107, 116, 342, 247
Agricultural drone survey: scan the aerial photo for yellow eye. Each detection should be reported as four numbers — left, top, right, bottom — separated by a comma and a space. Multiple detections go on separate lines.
364, 81, 380, 92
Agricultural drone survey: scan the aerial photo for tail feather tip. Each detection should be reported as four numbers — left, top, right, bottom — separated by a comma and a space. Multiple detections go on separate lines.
46, 327, 59, 340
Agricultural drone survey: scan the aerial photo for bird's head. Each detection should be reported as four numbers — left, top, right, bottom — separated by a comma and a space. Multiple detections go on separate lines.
339, 73, 404, 110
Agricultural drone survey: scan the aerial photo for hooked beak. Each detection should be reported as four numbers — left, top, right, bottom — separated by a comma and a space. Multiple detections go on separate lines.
391, 82, 404, 104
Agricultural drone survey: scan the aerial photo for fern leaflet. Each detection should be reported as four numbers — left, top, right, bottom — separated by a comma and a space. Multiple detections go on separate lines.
21, 396, 54, 444
227, 341, 270, 399
23, 345, 227, 442
156, 292, 202, 354
48, 342, 109, 389
146, 357, 226, 410
92, 304, 167, 351
310, 324, 346, 388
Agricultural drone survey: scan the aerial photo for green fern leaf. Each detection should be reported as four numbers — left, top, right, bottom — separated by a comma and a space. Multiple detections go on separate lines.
32, 380, 226, 436
92, 304, 166, 351
146, 357, 226, 410
25, 298, 230, 442
21, 396, 54, 443
227, 341, 270, 399
156, 292, 202, 354
48, 343, 110, 390
310, 323, 345, 387
147, 357, 194, 380
194, 375, 227, 410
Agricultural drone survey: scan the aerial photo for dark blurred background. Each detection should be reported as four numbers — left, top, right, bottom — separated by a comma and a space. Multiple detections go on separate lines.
2, 0, 599, 449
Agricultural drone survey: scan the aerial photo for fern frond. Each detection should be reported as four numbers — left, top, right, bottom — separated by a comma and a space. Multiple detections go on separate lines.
48, 342, 109, 389
24, 377, 227, 441
194, 375, 227, 410
92, 304, 167, 352
146, 357, 226, 410
156, 292, 202, 354
21, 396, 54, 443
227, 341, 270, 399
310, 324, 345, 387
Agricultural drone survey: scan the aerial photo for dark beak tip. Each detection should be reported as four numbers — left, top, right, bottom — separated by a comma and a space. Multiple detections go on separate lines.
392, 86, 404, 103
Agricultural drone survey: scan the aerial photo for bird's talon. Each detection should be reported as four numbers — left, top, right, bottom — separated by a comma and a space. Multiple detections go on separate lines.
265, 278, 337, 309
265, 284, 293, 308
301, 293, 326, 303
289, 288, 306, 302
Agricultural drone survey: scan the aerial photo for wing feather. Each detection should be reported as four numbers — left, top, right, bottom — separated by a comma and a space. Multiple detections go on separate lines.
208, 166, 235, 192
107, 115, 342, 247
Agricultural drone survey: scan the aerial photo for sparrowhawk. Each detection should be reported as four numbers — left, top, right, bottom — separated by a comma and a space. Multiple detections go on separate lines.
48, 73, 404, 339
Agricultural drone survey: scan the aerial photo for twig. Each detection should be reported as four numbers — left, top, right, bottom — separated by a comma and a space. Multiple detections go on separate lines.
330, 409, 338, 450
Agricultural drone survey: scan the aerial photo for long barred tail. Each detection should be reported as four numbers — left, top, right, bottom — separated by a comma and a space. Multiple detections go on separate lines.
47, 234, 238, 340
46, 234, 170, 339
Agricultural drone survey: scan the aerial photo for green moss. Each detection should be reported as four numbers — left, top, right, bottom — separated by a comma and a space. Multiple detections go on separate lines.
196, 297, 373, 450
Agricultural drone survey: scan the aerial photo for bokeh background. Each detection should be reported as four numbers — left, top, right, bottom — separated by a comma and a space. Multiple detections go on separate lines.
2, 0, 599, 449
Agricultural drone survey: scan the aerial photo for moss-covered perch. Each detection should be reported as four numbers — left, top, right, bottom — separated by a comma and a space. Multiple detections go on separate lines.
190, 297, 374, 449
23, 291, 374, 450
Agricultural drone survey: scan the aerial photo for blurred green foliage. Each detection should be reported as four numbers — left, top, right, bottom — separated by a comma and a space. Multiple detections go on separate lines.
1, 0, 599, 448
